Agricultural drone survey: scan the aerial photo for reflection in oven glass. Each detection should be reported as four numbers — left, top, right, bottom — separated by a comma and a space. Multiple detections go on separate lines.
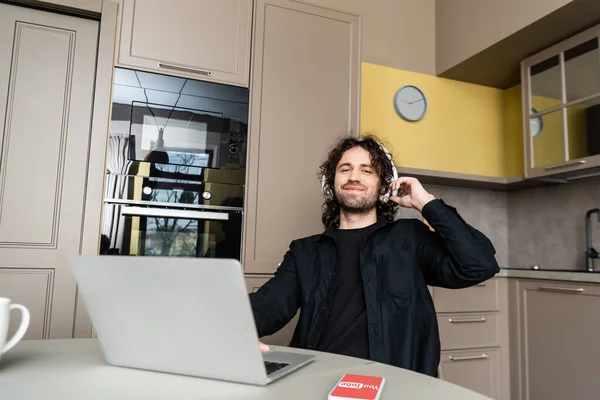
146, 183, 199, 205
101, 205, 243, 260
142, 217, 207, 257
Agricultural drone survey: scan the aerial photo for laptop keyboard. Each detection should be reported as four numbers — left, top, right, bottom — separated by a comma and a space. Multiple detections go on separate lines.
264, 361, 289, 375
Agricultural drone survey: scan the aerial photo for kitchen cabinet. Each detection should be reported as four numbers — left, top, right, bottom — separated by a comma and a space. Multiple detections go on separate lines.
440, 348, 501, 398
434, 281, 498, 313
116, 0, 252, 87
245, 275, 299, 346
521, 23, 600, 180
0, 3, 99, 338
242, 0, 360, 274
510, 278, 600, 400
434, 278, 510, 400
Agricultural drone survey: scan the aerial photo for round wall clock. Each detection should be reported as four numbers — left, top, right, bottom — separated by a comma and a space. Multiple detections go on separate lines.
393, 85, 427, 122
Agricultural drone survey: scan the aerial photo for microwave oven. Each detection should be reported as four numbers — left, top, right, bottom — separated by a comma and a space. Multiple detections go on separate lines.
108, 67, 249, 182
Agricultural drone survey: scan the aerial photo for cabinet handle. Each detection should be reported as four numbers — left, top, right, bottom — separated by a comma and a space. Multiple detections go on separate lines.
538, 285, 584, 293
157, 62, 213, 76
544, 160, 585, 171
448, 317, 487, 323
449, 354, 488, 362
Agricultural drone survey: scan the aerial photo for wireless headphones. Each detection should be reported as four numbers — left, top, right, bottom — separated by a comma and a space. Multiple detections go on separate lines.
321, 144, 399, 203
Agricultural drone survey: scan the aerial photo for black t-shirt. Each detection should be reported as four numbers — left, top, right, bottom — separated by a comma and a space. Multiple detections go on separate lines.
315, 223, 377, 359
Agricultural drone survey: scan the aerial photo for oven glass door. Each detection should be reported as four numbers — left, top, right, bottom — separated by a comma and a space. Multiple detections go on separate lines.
102, 205, 242, 260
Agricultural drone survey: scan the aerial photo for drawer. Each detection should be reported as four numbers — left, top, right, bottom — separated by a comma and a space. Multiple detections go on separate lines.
440, 348, 500, 399
438, 313, 499, 350
434, 279, 498, 313
245, 274, 299, 347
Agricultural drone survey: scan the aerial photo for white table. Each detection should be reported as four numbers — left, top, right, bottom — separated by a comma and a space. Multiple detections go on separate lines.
0, 339, 491, 399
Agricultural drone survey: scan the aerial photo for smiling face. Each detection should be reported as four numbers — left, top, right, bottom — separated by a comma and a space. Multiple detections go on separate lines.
333, 146, 381, 214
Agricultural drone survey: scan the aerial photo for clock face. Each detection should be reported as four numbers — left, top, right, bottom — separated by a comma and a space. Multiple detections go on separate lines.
393, 85, 427, 122
530, 108, 543, 137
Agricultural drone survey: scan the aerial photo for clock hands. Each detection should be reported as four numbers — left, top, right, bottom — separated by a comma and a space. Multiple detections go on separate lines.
399, 98, 424, 104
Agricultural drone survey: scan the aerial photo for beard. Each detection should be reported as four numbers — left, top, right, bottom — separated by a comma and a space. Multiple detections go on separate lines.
334, 182, 378, 214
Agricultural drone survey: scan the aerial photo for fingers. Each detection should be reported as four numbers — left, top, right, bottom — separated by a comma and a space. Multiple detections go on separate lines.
259, 341, 270, 353
390, 176, 413, 192
389, 195, 412, 208
396, 176, 413, 184
389, 195, 401, 204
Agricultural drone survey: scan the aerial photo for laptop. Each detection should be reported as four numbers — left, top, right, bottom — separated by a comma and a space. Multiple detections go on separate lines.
71, 255, 315, 385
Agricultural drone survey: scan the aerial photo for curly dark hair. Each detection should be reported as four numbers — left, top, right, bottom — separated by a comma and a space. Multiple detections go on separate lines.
318, 135, 399, 228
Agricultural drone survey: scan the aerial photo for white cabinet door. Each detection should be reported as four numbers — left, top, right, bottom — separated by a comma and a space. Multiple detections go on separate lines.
117, 0, 252, 87
0, 3, 98, 339
243, 0, 360, 274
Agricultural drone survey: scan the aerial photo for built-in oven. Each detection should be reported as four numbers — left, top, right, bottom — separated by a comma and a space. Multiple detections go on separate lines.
102, 175, 244, 259
102, 67, 249, 259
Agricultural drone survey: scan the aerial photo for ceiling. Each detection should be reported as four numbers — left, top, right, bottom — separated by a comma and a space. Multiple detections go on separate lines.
437, 0, 600, 89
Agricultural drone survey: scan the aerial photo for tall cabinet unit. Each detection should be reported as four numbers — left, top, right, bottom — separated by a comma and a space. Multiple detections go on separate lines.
70, 0, 360, 344
0, 3, 99, 339
242, 0, 360, 274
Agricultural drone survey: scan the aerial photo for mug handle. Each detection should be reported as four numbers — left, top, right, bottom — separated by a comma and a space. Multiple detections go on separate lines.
2, 304, 30, 354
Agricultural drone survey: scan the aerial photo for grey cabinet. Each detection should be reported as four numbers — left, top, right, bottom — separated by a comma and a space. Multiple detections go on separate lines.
511, 279, 600, 400
434, 278, 510, 400
521, 23, 600, 180
440, 348, 501, 399
242, 0, 360, 274
116, 0, 252, 87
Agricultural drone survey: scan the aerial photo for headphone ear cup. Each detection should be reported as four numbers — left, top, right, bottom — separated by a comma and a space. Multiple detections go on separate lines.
390, 165, 399, 198
378, 144, 398, 200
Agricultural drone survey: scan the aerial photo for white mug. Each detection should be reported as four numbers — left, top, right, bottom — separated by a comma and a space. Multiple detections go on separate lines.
0, 298, 30, 361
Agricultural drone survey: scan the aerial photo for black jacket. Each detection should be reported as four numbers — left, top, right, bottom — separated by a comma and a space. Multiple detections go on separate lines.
249, 199, 500, 376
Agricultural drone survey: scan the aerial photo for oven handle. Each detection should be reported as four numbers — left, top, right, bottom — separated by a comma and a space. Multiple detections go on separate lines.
104, 199, 243, 212
121, 206, 229, 221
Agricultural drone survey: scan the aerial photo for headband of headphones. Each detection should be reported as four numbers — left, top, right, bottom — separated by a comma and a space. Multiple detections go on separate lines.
321, 144, 398, 203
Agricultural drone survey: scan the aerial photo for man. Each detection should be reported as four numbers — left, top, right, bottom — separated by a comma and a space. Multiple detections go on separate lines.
249, 135, 499, 377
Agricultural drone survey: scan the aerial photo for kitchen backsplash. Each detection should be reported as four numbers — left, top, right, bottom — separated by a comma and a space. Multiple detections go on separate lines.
395, 178, 600, 272
508, 178, 600, 272
396, 184, 509, 267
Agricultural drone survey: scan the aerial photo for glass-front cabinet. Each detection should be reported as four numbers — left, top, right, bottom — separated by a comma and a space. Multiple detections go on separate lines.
522, 24, 600, 179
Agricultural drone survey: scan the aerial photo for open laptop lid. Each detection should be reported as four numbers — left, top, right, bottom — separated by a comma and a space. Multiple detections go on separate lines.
71, 255, 269, 385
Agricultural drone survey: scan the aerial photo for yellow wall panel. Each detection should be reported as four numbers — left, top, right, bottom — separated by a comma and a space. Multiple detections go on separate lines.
360, 62, 507, 177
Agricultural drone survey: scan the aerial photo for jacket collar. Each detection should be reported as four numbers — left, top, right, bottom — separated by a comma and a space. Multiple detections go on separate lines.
315, 215, 392, 242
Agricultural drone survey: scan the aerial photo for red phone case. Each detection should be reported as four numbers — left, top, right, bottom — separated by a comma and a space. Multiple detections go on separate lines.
328, 373, 385, 400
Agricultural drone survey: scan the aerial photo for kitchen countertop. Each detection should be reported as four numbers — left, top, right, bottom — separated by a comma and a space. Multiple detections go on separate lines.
497, 267, 600, 284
